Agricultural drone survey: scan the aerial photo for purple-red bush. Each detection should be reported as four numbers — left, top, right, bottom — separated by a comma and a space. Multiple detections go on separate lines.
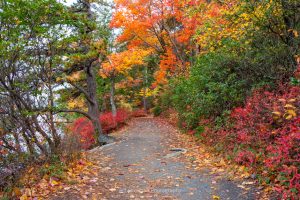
71, 109, 130, 149
200, 84, 300, 199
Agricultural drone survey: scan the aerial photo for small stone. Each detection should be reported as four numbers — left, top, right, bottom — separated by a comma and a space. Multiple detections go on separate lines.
251, 173, 257, 179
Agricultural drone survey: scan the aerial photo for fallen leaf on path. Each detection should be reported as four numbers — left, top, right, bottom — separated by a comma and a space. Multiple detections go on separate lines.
109, 188, 117, 192
212, 195, 220, 200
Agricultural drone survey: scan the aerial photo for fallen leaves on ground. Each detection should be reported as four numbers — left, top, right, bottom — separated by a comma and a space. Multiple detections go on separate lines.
158, 117, 273, 198
15, 153, 104, 200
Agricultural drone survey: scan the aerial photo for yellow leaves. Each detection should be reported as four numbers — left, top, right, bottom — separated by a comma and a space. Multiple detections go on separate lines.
284, 104, 296, 110
50, 179, 60, 186
15, 154, 101, 199
212, 195, 220, 200
66, 71, 81, 82
289, 29, 299, 38
272, 111, 281, 116
284, 109, 296, 120
67, 98, 86, 110
293, 30, 299, 38
138, 87, 159, 98
92, 39, 105, 51
27, 167, 34, 174
273, 98, 298, 122
20, 194, 29, 200
100, 48, 152, 78
283, 102, 297, 120
240, 13, 250, 20
193, 2, 251, 50
13, 187, 22, 197
67, 101, 77, 109
19, 188, 35, 200
284, 114, 293, 120
55, 77, 62, 83
238, 165, 246, 173
272, 111, 281, 120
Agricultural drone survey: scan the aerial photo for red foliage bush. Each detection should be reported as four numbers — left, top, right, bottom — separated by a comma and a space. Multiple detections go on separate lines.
71, 117, 95, 150
100, 109, 129, 133
131, 109, 147, 117
71, 109, 130, 149
199, 84, 300, 198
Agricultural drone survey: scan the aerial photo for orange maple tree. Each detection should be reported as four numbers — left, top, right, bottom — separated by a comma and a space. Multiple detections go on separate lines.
111, 0, 200, 84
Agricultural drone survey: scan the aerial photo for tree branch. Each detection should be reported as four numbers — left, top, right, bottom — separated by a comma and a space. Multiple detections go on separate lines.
68, 81, 95, 104
54, 109, 92, 120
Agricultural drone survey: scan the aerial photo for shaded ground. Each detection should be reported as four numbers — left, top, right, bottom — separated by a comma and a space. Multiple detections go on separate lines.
51, 117, 263, 200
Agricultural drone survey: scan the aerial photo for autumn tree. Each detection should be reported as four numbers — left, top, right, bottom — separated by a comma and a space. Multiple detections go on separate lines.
111, 0, 197, 84
58, 0, 114, 145
100, 48, 152, 114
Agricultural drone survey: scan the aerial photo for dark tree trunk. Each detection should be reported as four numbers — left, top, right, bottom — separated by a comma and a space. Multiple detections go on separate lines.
80, 0, 113, 145
85, 65, 111, 145
21, 131, 35, 156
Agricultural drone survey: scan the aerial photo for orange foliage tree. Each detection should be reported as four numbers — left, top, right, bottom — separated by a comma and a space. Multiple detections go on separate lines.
111, 0, 200, 84
100, 48, 151, 115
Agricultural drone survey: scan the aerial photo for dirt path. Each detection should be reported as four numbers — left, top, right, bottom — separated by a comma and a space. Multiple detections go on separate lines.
52, 117, 261, 200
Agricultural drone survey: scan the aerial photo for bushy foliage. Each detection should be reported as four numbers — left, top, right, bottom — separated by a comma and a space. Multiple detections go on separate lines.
152, 106, 162, 117
170, 47, 248, 129
171, 31, 299, 129
197, 84, 300, 198
71, 110, 130, 149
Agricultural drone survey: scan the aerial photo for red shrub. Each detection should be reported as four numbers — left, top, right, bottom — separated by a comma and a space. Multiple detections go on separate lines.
70, 117, 95, 149
235, 150, 256, 166
199, 84, 300, 198
131, 109, 147, 117
100, 109, 129, 133
71, 109, 130, 149
231, 85, 299, 198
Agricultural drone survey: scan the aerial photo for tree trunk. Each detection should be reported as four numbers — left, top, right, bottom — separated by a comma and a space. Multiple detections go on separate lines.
143, 66, 148, 112
81, 0, 112, 145
85, 65, 111, 145
48, 82, 60, 149
21, 131, 35, 156
110, 76, 117, 117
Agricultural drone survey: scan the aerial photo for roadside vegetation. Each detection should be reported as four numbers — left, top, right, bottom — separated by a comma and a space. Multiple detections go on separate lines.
0, 0, 299, 199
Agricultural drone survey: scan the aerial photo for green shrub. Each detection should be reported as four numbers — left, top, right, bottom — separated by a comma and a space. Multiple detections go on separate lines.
152, 106, 162, 116
169, 34, 298, 129
170, 45, 247, 128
